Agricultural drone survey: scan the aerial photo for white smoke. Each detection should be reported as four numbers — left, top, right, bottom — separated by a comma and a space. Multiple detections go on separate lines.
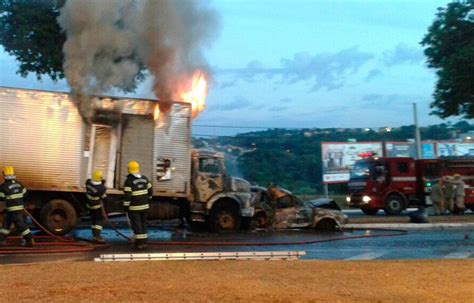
57, 0, 219, 118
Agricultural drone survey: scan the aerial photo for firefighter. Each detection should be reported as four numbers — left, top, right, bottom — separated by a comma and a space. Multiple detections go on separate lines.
0, 166, 34, 247
452, 174, 466, 215
85, 170, 107, 244
123, 161, 152, 250
430, 179, 445, 215
443, 176, 455, 214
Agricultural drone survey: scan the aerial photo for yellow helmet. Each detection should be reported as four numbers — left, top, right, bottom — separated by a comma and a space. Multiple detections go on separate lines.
128, 161, 140, 174
92, 170, 103, 182
3, 166, 15, 176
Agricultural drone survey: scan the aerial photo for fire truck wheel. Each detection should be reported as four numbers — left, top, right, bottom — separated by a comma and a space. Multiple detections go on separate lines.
383, 195, 405, 216
361, 208, 379, 215
209, 201, 241, 233
40, 199, 78, 235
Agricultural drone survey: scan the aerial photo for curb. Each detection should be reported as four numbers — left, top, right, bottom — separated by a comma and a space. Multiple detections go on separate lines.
344, 223, 474, 230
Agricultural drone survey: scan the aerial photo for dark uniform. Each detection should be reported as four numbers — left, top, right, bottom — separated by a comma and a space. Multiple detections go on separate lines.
123, 174, 152, 248
0, 178, 33, 246
85, 179, 107, 240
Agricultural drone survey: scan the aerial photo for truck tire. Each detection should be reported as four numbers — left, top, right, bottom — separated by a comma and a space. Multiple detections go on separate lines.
209, 202, 241, 233
362, 208, 379, 215
384, 195, 404, 216
40, 199, 77, 235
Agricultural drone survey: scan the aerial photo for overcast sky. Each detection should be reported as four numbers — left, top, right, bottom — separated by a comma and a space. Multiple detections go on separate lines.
0, 0, 466, 136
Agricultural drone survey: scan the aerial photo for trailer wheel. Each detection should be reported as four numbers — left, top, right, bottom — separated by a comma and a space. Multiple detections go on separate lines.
40, 199, 77, 235
384, 195, 404, 216
362, 208, 379, 215
209, 201, 241, 233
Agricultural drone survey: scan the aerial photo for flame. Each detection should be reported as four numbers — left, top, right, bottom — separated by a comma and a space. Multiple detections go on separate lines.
178, 70, 208, 117
154, 103, 160, 120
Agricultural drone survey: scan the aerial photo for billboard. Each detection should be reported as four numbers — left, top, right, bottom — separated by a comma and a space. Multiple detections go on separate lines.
436, 142, 474, 157
321, 142, 383, 183
385, 142, 435, 159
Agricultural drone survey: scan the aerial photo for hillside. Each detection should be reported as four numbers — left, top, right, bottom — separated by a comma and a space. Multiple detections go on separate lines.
193, 121, 473, 194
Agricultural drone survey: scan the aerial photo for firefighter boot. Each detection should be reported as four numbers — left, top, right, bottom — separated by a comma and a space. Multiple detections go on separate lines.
23, 234, 34, 247
92, 228, 106, 244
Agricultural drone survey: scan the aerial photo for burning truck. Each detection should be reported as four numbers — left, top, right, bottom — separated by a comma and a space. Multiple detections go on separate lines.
0, 86, 255, 234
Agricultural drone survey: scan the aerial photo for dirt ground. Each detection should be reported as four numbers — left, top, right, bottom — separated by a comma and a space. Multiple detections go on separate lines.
0, 260, 472, 302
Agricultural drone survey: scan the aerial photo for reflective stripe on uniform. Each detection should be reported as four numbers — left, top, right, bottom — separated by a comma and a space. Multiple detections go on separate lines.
0, 228, 10, 235
147, 183, 152, 189
6, 193, 24, 200
101, 194, 107, 199
87, 204, 101, 210
21, 228, 31, 236
124, 187, 132, 192
135, 233, 148, 239
132, 189, 148, 196
7, 205, 24, 212
129, 204, 149, 211
86, 194, 100, 201
0, 192, 5, 198
123, 201, 131, 207
91, 225, 103, 230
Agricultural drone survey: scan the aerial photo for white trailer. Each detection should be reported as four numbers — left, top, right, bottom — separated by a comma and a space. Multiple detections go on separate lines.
0, 87, 254, 234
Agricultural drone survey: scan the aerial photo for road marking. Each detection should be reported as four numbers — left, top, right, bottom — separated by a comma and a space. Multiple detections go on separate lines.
443, 251, 472, 259
346, 251, 387, 260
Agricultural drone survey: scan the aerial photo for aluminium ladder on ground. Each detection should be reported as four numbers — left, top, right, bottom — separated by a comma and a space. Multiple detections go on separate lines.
94, 251, 306, 262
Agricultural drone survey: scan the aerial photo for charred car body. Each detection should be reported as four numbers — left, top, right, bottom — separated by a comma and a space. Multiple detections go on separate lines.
251, 186, 348, 231
0, 87, 254, 234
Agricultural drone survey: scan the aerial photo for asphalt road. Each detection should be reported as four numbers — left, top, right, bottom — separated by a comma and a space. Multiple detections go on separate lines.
1, 224, 472, 264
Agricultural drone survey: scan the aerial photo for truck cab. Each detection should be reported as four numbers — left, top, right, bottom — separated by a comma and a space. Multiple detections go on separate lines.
188, 149, 254, 232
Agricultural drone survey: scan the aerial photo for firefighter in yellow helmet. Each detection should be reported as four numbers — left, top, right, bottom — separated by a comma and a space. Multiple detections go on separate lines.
123, 161, 152, 249
85, 170, 107, 243
0, 166, 34, 247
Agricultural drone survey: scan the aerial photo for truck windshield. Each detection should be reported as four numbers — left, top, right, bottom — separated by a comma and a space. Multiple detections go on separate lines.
350, 161, 371, 180
199, 158, 224, 174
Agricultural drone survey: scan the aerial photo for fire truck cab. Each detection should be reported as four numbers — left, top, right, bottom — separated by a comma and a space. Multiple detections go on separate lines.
346, 157, 474, 215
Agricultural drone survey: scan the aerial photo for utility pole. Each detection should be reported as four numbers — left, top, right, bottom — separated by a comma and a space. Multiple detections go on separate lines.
413, 103, 422, 159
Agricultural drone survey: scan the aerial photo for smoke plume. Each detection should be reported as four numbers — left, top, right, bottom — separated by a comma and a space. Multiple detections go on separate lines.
57, 0, 219, 120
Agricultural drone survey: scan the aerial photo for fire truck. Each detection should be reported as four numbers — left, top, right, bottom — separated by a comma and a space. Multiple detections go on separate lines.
346, 156, 474, 215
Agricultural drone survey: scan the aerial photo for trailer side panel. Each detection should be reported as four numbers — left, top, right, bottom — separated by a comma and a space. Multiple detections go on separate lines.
153, 103, 192, 197
0, 88, 84, 191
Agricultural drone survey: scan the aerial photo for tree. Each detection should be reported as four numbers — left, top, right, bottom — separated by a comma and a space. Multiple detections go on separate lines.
0, 0, 66, 80
421, 0, 474, 119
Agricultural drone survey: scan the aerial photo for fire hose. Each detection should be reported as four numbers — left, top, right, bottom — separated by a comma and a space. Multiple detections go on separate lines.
0, 207, 409, 254
0, 209, 109, 255
95, 202, 409, 246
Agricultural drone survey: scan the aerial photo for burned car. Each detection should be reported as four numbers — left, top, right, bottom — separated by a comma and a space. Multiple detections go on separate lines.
251, 186, 348, 231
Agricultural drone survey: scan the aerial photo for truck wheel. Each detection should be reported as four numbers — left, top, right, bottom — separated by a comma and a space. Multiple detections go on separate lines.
362, 208, 379, 215
384, 195, 404, 216
40, 199, 77, 235
210, 202, 241, 233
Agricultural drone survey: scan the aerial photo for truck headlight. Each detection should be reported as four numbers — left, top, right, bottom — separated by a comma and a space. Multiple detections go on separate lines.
362, 195, 371, 203
345, 196, 351, 203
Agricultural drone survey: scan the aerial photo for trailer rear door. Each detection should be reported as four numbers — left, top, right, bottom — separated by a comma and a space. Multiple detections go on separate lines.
119, 115, 154, 187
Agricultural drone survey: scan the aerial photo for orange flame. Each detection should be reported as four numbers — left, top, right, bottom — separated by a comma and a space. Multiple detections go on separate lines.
153, 103, 160, 120
179, 70, 208, 117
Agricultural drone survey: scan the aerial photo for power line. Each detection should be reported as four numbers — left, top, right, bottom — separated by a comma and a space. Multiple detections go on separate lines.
193, 124, 305, 129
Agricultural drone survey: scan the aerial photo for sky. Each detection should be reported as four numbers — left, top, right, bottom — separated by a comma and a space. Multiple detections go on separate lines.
0, 0, 467, 136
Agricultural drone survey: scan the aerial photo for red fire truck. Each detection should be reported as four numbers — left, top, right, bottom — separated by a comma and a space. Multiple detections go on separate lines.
346, 157, 474, 215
